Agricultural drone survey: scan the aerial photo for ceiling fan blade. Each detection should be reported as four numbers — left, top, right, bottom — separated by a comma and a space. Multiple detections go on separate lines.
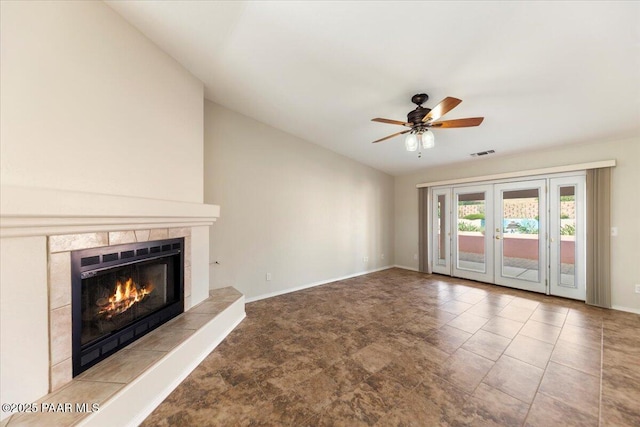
372, 129, 411, 143
422, 97, 462, 122
429, 117, 484, 128
372, 118, 411, 126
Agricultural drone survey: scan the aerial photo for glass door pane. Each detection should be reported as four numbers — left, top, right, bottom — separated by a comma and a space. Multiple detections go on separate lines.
432, 189, 451, 275
452, 185, 494, 283
494, 180, 546, 293
559, 186, 576, 287
549, 176, 586, 300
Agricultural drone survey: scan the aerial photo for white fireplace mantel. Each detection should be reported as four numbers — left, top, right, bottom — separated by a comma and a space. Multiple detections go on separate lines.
0, 185, 220, 237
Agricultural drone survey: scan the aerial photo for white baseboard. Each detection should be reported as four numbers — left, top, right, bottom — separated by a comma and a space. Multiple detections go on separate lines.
393, 264, 420, 272
611, 305, 640, 315
77, 297, 246, 427
245, 265, 395, 303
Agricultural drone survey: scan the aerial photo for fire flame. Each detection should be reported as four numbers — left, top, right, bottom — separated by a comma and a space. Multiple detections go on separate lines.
98, 278, 154, 319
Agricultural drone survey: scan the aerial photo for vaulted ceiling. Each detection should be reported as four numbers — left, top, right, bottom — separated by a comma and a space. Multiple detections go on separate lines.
106, 1, 640, 176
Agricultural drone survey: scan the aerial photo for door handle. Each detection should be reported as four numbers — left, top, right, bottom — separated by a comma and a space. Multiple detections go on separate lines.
495, 235, 501, 240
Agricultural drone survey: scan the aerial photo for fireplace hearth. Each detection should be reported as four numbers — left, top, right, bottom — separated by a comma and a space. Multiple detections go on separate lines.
71, 238, 184, 375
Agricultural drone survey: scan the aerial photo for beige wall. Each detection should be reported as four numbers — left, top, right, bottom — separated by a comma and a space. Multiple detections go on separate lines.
204, 101, 394, 300
394, 137, 640, 312
0, 2, 209, 419
0, 0, 204, 203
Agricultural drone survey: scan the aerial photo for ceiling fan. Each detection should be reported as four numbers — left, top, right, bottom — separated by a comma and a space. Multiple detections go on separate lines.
371, 93, 484, 154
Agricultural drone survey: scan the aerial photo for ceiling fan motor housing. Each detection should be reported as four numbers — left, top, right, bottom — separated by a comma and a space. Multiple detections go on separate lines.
408, 93, 431, 125
408, 107, 431, 125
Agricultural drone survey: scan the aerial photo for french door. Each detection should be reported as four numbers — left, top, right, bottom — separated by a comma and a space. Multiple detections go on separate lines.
431, 174, 586, 300
548, 176, 586, 299
451, 185, 494, 283
493, 180, 546, 293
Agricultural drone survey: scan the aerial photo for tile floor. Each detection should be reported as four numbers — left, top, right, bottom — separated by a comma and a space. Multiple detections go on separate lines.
143, 268, 640, 426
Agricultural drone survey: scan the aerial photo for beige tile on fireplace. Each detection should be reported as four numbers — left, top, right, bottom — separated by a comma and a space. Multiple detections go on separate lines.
49, 232, 108, 253
9, 380, 122, 427
44, 226, 195, 395
50, 358, 72, 392
168, 227, 190, 238
126, 327, 196, 352
77, 349, 166, 384
184, 260, 192, 298
149, 228, 169, 240
108, 230, 136, 245
50, 305, 72, 365
49, 252, 71, 310
134, 229, 151, 242
165, 312, 214, 330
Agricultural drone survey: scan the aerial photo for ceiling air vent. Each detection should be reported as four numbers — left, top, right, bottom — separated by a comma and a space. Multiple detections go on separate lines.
470, 149, 495, 157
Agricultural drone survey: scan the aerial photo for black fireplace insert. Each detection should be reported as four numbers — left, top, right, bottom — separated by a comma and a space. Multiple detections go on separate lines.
71, 238, 184, 376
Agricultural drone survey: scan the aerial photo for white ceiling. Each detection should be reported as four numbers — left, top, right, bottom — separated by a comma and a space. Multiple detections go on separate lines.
106, 1, 640, 176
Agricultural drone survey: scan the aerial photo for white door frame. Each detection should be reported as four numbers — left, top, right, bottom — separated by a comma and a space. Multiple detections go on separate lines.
431, 188, 452, 275
493, 179, 547, 293
549, 175, 586, 300
451, 185, 494, 283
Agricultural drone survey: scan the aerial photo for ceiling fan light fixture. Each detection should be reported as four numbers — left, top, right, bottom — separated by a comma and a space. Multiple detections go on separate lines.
419, 129, 435, 149
405, 133, 418, 151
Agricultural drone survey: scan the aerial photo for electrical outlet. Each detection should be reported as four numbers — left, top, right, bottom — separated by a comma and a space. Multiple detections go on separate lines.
380, 254, 385, 260
635, 284, 640, 294
266, 273, 272, 281
611, 227, 618, 236
413, 254, 418, 260
363, 256, 369, 263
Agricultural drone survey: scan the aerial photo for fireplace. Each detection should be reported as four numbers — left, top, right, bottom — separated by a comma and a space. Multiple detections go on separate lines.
71, 238, 184, 376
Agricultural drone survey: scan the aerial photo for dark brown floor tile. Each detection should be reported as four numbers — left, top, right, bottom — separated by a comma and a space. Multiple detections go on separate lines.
538, 361, 600, 418
453, 383, 529, 427
558, 323, 602, 350
142, 270, 640, 426
446, 312, 490, 334
414, 372, 470, 423
265, 391, 321, 426
351, 342, 396, 374
483, 355, 544, 403
323, 356, 371, 396
364, 373, 410, 408
504, 334, 554, 368
461, 329, 511, 361
536, 302, 569, 314
565, 307, 604, 328
439, 300, 474, 315
525, 392, 598, 427
482, 293, 514, 308
601, 379, 640, 427
497, 304, 535, 323
295, 371, 340, 412
530, 307, 567, 326
481, 316, 524, 339
255, 357, 322, 396
552, 339, 601, 376
509, 297, 540, 310
436, 348, 495, 394
423, 308, 459, 327
425, 325, 472, 354
318, 382, 390, 426
465, 301, 504, 319
377, 354, 426, 389
454, 291, 487, 305
518, 319, 562, 344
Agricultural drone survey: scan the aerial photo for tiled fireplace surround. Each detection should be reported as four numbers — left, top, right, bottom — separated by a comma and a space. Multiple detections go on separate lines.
0, 186, 246, 425
47, 227, 193, 392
